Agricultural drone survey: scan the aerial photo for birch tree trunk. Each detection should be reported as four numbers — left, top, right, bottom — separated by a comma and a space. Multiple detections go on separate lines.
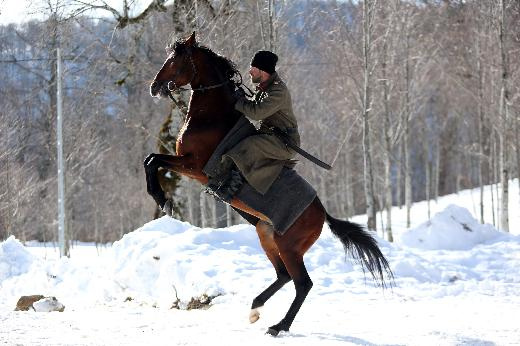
384, 153, 393, 240
320, 174, 328, 211
422, 118, 431, 220
434, 136, 440, 202
362, 0, 377, 231
382, 42, 393, 241
2, 122, 12, 239
397, 141, 403, 208
379, 1, 396, 241
498, 0, 509, 232
516, 113, 520, 199
490, 135, 497, 227
455, 145, 461, 195
404, 29, 412, 228
200, 190, 208, 228
346, 150, 355, 218
257, 0, 278, 51
186, 184, 194, 225
187, 181, 200, 226
226, 204, 233, 227
214, 200, 227, 228
268, 0, 275, 50
476, 13, 485, 223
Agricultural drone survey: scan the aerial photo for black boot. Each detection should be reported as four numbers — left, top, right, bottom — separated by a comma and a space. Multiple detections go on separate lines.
205, 160, 243, 203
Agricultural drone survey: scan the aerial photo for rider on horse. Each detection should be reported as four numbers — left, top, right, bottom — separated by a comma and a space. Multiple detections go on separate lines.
147, 35, 393, 335
208, 50, 300, 200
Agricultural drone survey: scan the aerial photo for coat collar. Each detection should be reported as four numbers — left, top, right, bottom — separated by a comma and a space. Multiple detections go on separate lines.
258, 72, 279, 91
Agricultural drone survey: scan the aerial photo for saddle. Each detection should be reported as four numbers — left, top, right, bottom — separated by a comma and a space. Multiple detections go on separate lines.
203, 116, 316, 235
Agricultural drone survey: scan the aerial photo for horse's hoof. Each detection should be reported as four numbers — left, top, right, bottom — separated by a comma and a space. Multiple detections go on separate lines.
266, 322, 288, 337
249, 308, 260, 323
266, 327, 280, 337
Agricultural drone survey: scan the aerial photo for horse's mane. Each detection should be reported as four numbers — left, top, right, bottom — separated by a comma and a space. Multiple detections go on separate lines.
167, 40, 239, 81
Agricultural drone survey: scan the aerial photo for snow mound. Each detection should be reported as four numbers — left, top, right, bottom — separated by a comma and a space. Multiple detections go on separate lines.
0, 236, 34, 282
110, 216, 261, 307
135, 216, 193, 235
400, 205, 504, 250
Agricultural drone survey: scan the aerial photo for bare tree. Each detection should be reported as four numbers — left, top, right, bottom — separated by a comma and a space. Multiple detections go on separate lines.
360, 0, 378, 231
497, 0, 511, 232
3, 0, 519, 243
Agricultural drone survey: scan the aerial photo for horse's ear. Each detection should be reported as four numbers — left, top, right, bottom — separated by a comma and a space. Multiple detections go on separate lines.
185, 32, 196, 47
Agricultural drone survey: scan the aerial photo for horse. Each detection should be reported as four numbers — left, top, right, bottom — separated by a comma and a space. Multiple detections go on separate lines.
145, 32, 393, 336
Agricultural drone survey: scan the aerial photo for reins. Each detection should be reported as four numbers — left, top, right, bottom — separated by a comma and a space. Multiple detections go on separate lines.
166, 80, 231, 107
168, 80, 231, 93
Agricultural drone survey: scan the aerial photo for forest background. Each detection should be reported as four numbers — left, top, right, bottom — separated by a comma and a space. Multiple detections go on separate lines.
1, 0, 519, 247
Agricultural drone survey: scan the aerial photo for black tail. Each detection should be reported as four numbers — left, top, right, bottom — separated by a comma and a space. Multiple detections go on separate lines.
326, 212, 394, 288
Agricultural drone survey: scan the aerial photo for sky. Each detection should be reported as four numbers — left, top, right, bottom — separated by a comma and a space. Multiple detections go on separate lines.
0, 0, 34, 25
0, 0, 161, 25
0, 180, 519, 345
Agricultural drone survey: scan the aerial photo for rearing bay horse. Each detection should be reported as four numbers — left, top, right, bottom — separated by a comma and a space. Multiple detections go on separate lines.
145, 32, 392, 336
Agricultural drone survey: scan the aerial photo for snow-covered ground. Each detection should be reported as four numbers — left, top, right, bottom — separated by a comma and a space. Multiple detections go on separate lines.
1, 181, 519, 345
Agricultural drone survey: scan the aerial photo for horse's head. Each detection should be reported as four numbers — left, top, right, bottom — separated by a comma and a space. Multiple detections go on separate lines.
150, 32, 198, 98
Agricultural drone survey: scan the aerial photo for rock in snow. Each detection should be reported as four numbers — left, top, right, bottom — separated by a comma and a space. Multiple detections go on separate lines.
15, 295, 65, 312
32, 297, 65, 312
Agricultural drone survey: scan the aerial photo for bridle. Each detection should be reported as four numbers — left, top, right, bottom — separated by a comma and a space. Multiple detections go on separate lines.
162, 46, 254, 106
165, 47, 231, 98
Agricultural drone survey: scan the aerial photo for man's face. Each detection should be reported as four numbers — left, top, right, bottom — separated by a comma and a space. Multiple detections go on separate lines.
249, 66, 262, 84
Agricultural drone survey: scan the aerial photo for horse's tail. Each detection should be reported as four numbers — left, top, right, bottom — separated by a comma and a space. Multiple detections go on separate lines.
325, 212, 394, 288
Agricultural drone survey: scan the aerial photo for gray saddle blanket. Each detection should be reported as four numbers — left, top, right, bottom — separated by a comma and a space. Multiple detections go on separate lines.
203, 116, 317, 235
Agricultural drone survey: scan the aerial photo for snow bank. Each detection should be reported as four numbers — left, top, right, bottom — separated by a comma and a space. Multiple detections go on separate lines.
400, 205, 506, 250
1, 207, 519, 313
110, 217, 264, 307
1, 183, 520, 345
0, 236, 34, 282
0, 218, 268, 310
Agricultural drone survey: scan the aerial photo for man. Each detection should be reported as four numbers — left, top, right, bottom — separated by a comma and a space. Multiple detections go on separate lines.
208, 50, 300, 200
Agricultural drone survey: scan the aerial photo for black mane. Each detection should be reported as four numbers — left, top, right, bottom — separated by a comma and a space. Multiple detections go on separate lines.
167, 40, 239, 81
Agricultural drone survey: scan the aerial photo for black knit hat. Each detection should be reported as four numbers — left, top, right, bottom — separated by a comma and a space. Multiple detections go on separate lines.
251, 50, 278, 74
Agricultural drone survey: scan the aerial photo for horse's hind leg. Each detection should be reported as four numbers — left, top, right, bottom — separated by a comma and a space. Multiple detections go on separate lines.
265, 251, 312, 336
250, 221, 292, 323
266, 197, 325, 336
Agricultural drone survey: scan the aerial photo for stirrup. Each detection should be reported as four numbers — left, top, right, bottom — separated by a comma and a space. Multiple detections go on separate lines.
205, 169, 243, 203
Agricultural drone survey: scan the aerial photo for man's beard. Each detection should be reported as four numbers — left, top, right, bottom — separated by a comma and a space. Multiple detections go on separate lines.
251, 75, 261, 84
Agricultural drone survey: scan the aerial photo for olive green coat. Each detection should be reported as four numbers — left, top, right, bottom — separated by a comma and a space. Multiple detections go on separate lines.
225, 73, 300, 194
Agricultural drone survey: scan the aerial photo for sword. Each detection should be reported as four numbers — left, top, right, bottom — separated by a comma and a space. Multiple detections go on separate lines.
266, 126, 333, 170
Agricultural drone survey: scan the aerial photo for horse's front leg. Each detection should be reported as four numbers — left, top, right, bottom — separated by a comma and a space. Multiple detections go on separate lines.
146, 152, 208, 178
143, 153, 201, 212
143, 154, 168, 210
